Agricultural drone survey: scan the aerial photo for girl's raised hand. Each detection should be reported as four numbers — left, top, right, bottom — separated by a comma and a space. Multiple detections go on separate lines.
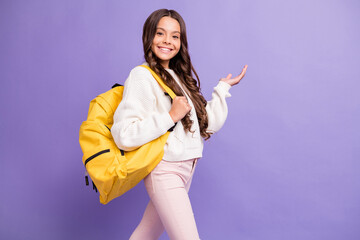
220, 65, 248, 86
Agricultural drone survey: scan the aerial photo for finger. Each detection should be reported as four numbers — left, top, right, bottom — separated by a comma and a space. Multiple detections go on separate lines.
175, 96, 184, 101
241, 65, 248, 75
226, 73, 232, 80
243, 65, 248, 74
240, 65, 247, 73
177, 96, 186, 102
237, 65, 248, 79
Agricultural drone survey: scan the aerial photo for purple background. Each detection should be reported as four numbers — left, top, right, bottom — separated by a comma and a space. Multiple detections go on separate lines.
1, 0, 359, 239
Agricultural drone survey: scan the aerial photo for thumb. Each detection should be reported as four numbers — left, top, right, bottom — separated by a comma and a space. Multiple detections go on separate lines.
226, 73, 232, 80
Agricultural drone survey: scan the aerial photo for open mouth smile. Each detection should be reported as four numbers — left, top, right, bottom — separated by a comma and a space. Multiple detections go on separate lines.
158, 46, 173, 53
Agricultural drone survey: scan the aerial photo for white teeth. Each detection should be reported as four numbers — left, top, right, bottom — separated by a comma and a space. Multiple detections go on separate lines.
159, 47, 171, 52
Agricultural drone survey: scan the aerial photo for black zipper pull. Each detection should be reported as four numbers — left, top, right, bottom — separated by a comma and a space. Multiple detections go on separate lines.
85, 171, 89, 186
92, 181, 98, 192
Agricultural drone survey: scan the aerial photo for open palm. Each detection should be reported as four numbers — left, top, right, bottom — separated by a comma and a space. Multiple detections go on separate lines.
220, 65, 248, 86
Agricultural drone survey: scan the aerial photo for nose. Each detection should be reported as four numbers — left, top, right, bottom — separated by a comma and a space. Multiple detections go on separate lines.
163, 35, 171, 44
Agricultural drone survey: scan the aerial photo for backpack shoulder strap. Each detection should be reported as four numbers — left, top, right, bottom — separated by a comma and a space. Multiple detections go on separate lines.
139, 65, 176, 99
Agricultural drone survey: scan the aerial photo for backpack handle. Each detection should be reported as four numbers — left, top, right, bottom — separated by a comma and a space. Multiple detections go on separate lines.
140, 65, 177, 99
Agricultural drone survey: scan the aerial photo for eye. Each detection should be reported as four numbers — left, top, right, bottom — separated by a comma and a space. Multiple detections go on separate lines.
173, 35, 179, 39
156, 32, 163, 36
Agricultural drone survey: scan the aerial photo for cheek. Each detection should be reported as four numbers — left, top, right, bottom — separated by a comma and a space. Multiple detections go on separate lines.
151, 37, 159, 48
175, 42, 181, 52
151, 40, 157, 52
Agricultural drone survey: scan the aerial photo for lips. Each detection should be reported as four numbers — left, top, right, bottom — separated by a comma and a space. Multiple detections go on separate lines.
158, 46, 173, 53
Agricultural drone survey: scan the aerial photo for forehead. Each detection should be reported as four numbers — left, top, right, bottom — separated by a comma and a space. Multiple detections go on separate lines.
157, 16, 180, 33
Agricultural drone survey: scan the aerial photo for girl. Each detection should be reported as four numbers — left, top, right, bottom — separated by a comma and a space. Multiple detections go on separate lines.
111, 9, 247, 240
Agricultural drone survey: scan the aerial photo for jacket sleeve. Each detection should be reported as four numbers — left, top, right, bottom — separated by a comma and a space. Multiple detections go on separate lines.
111, 66, 175, 151
206, 81, 232, 133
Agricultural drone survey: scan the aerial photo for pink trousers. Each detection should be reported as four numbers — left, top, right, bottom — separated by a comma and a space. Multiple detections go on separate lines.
129, 158, 200, 240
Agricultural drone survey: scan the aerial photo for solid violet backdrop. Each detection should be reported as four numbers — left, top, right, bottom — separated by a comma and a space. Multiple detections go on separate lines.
1, 0, 359, 239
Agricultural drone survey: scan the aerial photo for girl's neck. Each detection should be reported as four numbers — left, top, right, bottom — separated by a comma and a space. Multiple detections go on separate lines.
160, 60, 170, 69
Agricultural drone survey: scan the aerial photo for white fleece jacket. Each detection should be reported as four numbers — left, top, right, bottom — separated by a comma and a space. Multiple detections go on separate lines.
111, 63, 231, 161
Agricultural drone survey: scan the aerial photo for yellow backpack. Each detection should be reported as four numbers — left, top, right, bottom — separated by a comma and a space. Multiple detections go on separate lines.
79, 65, 176, 204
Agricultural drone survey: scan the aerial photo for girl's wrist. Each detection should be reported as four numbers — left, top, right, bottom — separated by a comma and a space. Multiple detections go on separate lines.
219, 80, 232, 89
169, 111, 177, 123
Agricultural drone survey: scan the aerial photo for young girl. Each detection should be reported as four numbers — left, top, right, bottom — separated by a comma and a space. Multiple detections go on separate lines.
111, 9, 247, 240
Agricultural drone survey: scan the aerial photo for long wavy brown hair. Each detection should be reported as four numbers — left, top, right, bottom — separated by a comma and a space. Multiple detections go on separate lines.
142, 9, 212, 140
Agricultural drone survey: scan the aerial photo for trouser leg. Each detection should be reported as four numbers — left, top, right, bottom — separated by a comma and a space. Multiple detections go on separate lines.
144, 159, 200, 240
129, 159, 199, 240
129, 200, 164, 240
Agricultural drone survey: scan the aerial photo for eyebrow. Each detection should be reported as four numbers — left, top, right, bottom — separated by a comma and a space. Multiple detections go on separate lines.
156, 27, 180, 34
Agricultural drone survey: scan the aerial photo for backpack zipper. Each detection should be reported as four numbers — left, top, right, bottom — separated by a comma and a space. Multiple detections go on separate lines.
84, 149, 110, 192
84, 149, 110, 166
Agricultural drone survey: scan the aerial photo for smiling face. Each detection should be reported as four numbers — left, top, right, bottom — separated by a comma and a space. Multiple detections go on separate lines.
151, 16, 181, 69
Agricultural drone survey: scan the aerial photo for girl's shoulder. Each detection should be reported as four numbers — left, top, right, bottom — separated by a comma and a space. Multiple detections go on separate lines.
129, 62, 152, 77
124, 63, 157, 89
131, 65, 150, 74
